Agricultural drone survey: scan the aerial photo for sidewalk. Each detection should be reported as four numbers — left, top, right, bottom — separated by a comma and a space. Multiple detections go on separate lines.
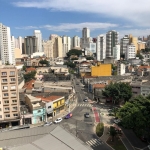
100, 124, 110, 142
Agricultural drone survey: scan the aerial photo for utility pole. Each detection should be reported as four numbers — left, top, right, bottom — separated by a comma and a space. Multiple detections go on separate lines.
76, 120, 78, 137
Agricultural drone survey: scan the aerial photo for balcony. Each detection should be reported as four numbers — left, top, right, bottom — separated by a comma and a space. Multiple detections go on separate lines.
1, 73, 7, 77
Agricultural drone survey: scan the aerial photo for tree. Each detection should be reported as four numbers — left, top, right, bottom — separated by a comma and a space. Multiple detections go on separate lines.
24, 71, 36, 82
5, 61, 10, 65
86, 56, 94, 60
22, 65, 26, 71
136, 53, 144, 59
109, 126, 117, 141
39, 59, 49, 66
102, 82, 132, 104
67, 49, 82, 57
64, 61, 76, 68
117, 95, 150, 136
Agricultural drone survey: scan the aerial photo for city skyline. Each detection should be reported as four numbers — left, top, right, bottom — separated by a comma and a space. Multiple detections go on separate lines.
1, 0, 150, 39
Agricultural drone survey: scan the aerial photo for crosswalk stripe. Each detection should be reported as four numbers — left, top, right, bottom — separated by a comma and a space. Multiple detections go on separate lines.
86, 139, 103, 147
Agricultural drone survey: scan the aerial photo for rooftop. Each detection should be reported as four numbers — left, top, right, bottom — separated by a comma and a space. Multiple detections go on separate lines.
36, 95, 63, 102
93, 83, 106, 88
26, 67, 36, 72
23, 79, 35, 89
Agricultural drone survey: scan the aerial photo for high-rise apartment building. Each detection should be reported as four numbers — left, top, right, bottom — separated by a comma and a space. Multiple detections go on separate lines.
15, 36, 23, 54
96, 34, 106, 61
0, 23, 15, 65
106, 30, 119, 57
72, 36, 80, 48
113, 44, 120, 61
126, 43, 136, 60
24, 36, 38, 55
120, 35, 129, 55
62, 36, 71, 57
0, 65, 20, 127
34, 30, 42, 52
43, 36, 63, 58
129, 34, 138, 54
82, 27, 90, 44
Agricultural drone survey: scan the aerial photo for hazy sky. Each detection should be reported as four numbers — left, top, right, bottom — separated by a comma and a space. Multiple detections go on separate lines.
1, 0, 150, 39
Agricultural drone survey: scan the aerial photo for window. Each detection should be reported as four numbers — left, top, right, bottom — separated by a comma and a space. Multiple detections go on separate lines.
5, 114, 10, 117
5, 107, 9, 110
11, 86, 16, 90
4, 93, 8, 97
2, 79, 7, 82
0, 115, 2, 118
38, 110, 41, 113
11, 93, 16, 97
4, 101, 9, 104
13, 114, 18, 116
0, 108, 1, 111
3, 86, 8, 90
13, 106, 17, 110
0, 101, 1, 104
2, 72, 7, 76
48, 106, 51, 109
11, 78, 15, 82
10, 71, 15, 76
12, 100, 17, 103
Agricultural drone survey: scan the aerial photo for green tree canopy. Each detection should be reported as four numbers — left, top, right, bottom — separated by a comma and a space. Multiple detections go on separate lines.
136, 53, 144, 59
102, 82, 132, 104
67, 49, 82, 57
117, 95, 150, 136
24, 71, 36, 82
39, 59, 49, 66
64, 61, 76, 68
86, 56, 94, 60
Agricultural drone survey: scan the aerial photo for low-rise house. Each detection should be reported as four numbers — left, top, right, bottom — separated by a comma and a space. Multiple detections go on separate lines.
36, 95, 65, 117
25, 94, 46, 124
23, 79, 35, 93
130, 81, 141, 97
141, 81, 150, 96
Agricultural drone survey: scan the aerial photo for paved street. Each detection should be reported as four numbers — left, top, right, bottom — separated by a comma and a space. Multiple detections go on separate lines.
61, 76, 112, 150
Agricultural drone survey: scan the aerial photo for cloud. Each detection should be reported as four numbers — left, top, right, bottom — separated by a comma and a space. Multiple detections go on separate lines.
16, 22, 118, 32
15, 26, 38, 30
13, 0, 150, 27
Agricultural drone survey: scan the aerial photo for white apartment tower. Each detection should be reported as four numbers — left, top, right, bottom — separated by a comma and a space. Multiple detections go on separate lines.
62, 36, 71, 57
15, 36, 23, 54
82, 27, 90, 44
106, 30, 119, 57
126, 43, 136, 60
0, 23, 15, 65
120, 35, 129, 55
34, 30, 42, 52
113, 44, 120, 61
96, 34, 106, 61
72, 36, 80, 48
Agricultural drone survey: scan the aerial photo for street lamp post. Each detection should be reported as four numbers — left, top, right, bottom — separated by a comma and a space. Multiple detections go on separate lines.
76, 120, 78, 137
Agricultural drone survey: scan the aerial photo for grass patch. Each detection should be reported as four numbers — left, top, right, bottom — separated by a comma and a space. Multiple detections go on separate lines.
96, 123, 104, 137
106, 136, 127, 150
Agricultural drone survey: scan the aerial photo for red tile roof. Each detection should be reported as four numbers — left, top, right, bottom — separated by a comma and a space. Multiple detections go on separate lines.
36, 95, 63, 102
93, 84, 106, 88
26, 67, 36, 73
138, 66, 150, 69
23, 79, 35, 89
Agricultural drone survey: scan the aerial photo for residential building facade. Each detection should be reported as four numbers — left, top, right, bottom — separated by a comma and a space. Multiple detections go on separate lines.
106, 30, 119, 57
120, 35, 129, 55
72, 36, 80, 48
117, 62, 125, 75
34, 30, 43, 52
126, 43, 136, 60
113, 44, 120, 61
24, 36, 38, 55
0, 65, 20, 127
96, 34, 106, 61
62, 36, 71, 57
0, 23, 15, 65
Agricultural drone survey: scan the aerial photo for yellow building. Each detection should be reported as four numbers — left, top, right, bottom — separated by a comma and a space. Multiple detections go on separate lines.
129, 34, 138, 53
91, 64, 111, 76
138, 41, 146, 51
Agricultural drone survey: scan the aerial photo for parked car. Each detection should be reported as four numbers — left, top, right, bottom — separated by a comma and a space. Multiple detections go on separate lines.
83, 97, 88, 102
65, 113, 72, 119
54, 118, 62, 124
43, 122, 53, 126
84, 113, 90, 118
140, 136, 148, 142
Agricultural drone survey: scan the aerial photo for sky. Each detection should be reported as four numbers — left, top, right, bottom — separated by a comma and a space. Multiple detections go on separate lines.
1, 0, 150, 40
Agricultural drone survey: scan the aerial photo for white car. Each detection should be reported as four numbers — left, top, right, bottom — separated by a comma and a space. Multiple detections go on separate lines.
114, 119, 121, 124
44, 122, 53, 126
54, 118, 62, 124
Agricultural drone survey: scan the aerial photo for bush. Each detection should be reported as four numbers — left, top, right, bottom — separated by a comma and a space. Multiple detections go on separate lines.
96, 123, 104, 137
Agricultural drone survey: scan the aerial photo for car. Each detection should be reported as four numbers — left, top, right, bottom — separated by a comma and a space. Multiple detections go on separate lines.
84, 113, 90, 118
43, 122, 53, 126
114, 119, 121, 124
54, 118, 62, 124
65, 113, 72, 119
83, 97, 88, 102
76, 83, 79, 85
